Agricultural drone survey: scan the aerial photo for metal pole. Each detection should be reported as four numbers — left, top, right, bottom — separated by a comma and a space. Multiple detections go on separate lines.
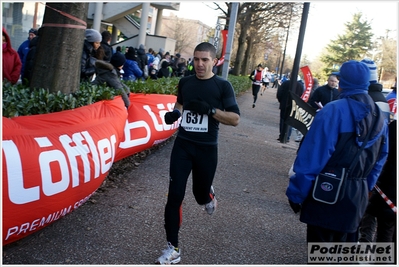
276, 53, 281, 75
282, 2, 310, 144
289, 2, 310, 93
222, 3, 239, 80
279, 6, 292, 79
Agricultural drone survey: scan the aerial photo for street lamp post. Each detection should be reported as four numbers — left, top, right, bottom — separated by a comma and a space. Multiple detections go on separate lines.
279, 25, 290, 79
279, 6, 293, 79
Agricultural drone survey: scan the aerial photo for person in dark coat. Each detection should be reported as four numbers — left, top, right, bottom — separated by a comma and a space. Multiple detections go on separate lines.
308, 74, 339, 110
17, 28, 37, 77
92, 52, 130, 109
81, 29, 102, 82
362, 58, 391, 120
184, 60, 195, 76
157, 60, 171, 79
101, 30, 113, 62
364, 119, 396, 243
22, 35, 39, 86
136, 44, 148, 78
276, 78, 304, 142
350, 58, 391, 243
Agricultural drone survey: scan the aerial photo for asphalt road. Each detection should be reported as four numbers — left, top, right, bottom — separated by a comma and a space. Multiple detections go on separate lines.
2, 86, 308, 265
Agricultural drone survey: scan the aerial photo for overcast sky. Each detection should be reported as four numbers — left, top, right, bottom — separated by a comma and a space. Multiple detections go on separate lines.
165, 1, 398, 61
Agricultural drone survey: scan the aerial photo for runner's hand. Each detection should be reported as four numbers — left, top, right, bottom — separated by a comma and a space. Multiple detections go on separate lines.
186, 99, 212, 115
164, 109, 181, 124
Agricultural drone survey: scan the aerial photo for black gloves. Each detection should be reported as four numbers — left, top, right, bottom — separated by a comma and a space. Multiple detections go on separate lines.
288, 199, 301, 214
186, 99, 212, 115
164, 109, 181, 124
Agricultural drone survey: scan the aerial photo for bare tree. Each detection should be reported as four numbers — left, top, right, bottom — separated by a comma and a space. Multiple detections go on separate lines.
161, 16, 212, 58
212, 2, 302, 76
162, 16, 197, 54
30, 3, 88, 94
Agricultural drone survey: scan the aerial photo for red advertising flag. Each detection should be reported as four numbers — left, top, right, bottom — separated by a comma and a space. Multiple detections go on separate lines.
300, 66, 314, 103
216, 30, 228, 67
387, 98, 397, 117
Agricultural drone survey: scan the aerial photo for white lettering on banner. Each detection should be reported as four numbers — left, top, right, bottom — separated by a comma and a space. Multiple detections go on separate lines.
119, 102, 179, 150
302, 72, 313, 102
154, 103, 180, 131
60, 133, 91, 186
98, 135, 117, 174
38, 147, 70, 196
119, 120, 151, 148
5, 205, 73, 241
153, 137, 170, 145
35, 136, 70, 196
3, 140, 40, 204
73, 191, 95, 209
3, 132, 117, 205
81, 131, 100, 178
289, 99, 314, 130
149, 104, 166, 131
4, 191, 96, 241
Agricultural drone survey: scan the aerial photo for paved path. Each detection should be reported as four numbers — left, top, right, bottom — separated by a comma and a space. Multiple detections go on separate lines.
3, 86, 308, 264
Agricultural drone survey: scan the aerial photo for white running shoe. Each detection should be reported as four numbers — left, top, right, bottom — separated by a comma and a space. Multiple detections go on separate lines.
205, 186, 217, 215
155, 242, 181, 264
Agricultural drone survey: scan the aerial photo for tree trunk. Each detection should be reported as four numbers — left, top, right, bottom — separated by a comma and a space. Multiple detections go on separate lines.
231, 22, 249, 76
242, 36, 253, 75
30, 3, 88, 94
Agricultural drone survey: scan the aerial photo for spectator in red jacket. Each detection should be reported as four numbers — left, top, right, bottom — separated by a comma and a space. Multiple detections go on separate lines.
2, 27, 22, 85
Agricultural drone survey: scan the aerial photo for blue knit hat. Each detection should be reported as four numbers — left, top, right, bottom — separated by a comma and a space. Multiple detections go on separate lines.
360, 58, 378, 84
336, 60, 370, 90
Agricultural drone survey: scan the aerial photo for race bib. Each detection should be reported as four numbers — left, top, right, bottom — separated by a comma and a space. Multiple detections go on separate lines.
181, 110, 209, 132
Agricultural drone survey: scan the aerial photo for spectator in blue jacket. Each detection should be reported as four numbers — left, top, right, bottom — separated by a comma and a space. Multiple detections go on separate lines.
286, 60, 389, 243
122, 46, 143, 81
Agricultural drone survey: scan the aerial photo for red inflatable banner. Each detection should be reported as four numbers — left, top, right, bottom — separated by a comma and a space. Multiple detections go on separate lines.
116, 93, 178, 161
2, 93, 177, 245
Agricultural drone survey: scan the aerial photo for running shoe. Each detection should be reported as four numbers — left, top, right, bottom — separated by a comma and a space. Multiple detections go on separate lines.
155, 242, 181, 264
205, 186, 217, 215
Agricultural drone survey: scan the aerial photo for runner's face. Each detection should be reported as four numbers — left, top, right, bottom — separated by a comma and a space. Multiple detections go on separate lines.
193, 50, 216, 79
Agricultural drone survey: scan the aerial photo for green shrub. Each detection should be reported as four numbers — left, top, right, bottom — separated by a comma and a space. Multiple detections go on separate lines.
2, 75, 250, 118
227, 74, 252, 96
